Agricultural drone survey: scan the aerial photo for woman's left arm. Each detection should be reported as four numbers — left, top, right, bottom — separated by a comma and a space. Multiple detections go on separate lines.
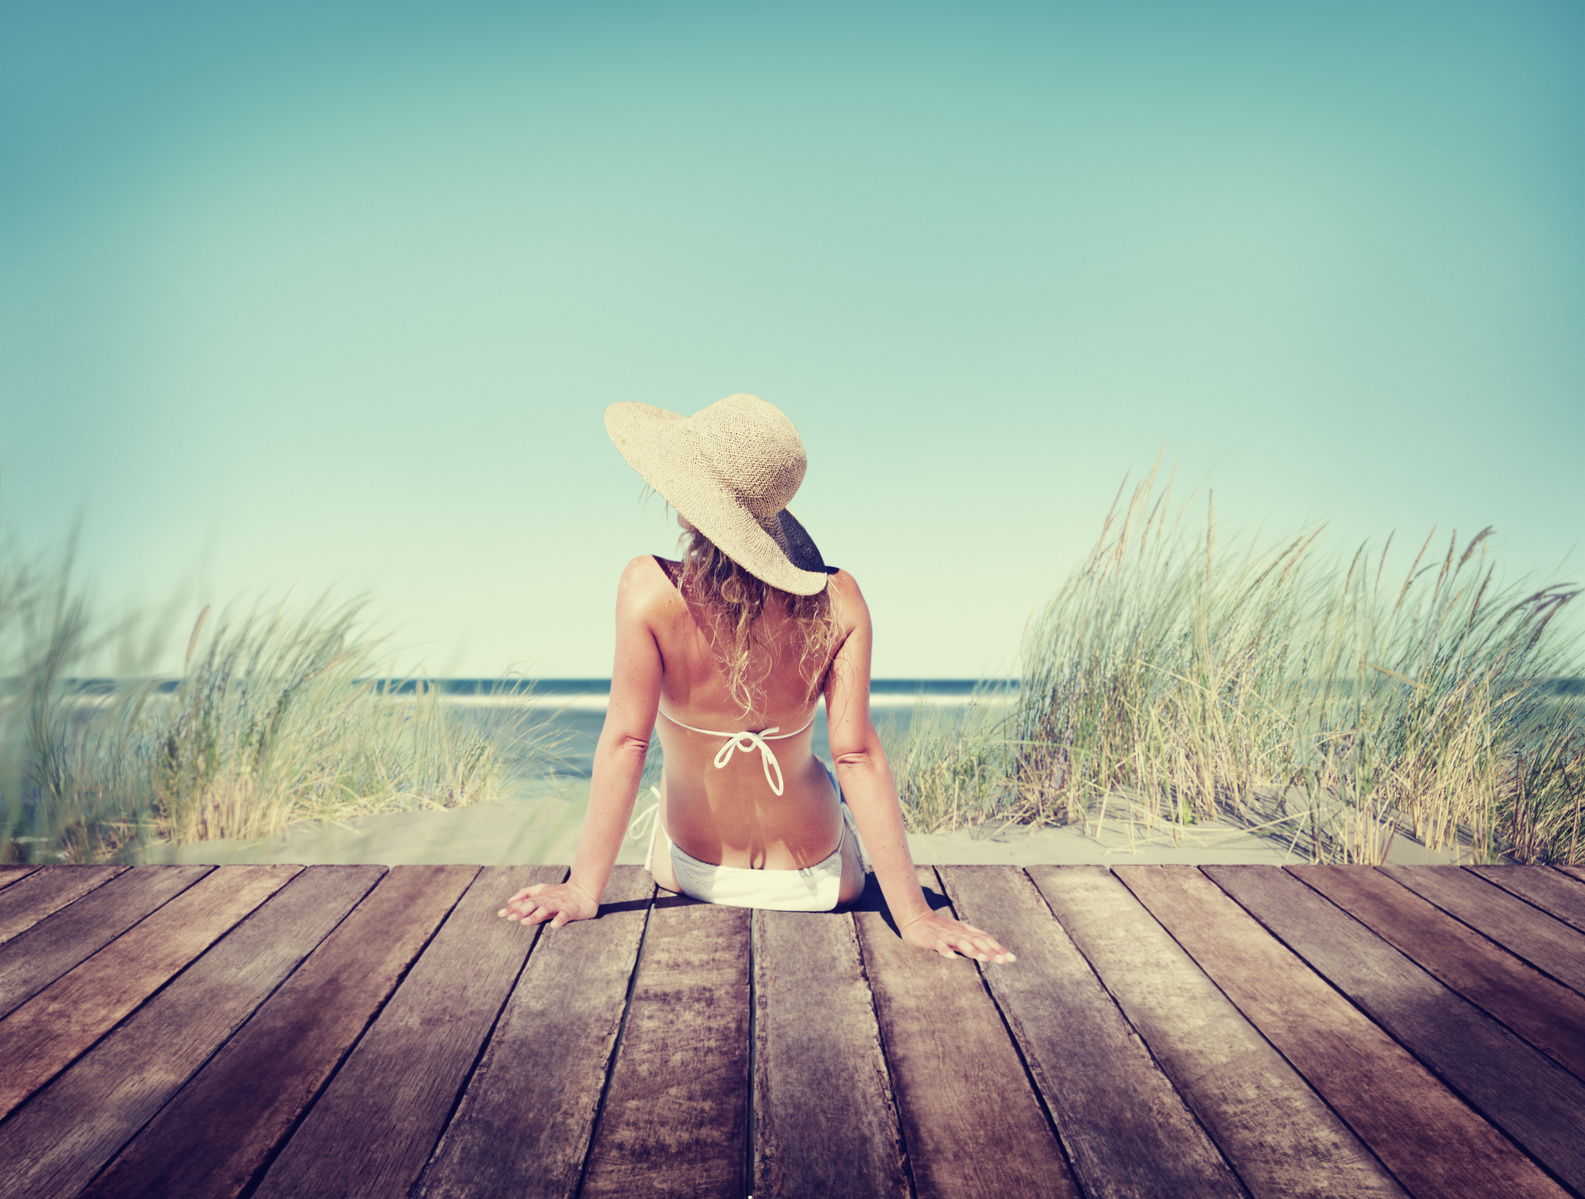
500, 557, 664, 928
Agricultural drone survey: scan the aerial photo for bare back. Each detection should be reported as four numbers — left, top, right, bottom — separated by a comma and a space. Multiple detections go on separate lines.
629, 554, 854, 871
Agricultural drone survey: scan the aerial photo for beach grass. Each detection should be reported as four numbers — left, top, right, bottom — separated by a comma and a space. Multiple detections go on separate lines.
7, 480, 1580, 867
992, 464, 1584, 863
879, 691, 1013, 834
884, 464, 1582, 865
1, 540, 560, 864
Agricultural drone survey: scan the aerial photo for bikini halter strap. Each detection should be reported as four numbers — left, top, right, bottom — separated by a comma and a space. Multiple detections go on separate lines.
656, 708, 817, 797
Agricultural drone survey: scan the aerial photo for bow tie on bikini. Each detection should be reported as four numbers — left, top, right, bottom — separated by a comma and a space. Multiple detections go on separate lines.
710, 728, 789, 795
657, 709, 817, 797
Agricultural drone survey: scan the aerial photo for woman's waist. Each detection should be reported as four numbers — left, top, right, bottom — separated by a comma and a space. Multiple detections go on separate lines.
662, 760, 841, 869
660, 747, 833, 799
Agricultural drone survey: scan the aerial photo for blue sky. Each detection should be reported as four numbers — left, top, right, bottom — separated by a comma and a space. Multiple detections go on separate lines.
2, 0, 1581, 677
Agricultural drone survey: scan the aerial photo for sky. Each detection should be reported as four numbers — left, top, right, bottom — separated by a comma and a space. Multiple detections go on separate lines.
2, 0, 1581, 678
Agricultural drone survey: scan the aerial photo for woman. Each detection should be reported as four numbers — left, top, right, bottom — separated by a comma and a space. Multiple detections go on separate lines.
499, 393, 1013, 963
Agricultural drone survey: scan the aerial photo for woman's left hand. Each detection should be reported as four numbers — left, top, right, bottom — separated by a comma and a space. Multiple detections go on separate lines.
898, 910, 1017, 963
498, 880, 600, 929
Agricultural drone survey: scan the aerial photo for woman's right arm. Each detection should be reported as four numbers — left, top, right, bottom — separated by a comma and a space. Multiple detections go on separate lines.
825, 572, 1015, 964
500, 557, 664, 928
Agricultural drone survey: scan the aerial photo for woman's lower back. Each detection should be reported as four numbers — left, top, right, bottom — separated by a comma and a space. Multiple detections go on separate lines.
656, 728, 845, 870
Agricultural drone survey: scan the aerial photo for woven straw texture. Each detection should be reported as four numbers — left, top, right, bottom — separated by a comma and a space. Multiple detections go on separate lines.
604, 394, 829, 595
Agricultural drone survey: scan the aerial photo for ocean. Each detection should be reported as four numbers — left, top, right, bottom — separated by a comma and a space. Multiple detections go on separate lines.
440, 678, 1016, 782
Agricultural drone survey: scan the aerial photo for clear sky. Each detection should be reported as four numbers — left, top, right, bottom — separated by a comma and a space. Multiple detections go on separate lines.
2, 0, 1581, 678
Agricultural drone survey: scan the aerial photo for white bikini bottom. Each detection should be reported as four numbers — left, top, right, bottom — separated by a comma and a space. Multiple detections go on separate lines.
644, 764, 870, 912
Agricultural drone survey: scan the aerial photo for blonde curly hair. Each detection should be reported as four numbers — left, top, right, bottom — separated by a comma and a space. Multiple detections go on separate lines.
676, 526, 841, 719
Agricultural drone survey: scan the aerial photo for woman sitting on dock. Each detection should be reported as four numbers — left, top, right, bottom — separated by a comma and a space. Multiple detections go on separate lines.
500, 393, 1013, 963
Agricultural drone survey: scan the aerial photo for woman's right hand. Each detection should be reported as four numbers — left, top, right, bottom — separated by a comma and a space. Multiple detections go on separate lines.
498, 880, 600, 929
897, 909, 1017, 964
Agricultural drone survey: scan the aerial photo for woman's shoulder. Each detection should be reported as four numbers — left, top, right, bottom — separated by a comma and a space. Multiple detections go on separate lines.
825, 565, 859, 591
615, 555, 681, 614
824, 566, 866, 605
822, 568, 871, 634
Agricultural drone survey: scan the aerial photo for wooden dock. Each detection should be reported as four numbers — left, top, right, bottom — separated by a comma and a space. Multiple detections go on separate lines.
0, 862, 1582, 1199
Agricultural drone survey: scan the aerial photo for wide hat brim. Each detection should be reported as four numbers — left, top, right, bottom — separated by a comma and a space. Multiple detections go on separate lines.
604, 398, 830, 596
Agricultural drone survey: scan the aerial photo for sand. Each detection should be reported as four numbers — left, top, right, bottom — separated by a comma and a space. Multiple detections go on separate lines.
140, 777, 1478, 869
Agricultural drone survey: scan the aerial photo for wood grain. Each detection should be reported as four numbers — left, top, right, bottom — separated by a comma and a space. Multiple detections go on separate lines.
413, 867, 653, 1199
0, 866, 40, 892
1296, 865, 1585, 1080
0, 864, 297, 1118
0, 865, 384, 1199
579, 896, 752, 1199
0, 865, 211, 1020
1212, 865, 1585, 1193
940, 866, 1244, 1199
1467, 865, 1585, 933
1380, 864, 1585, 997
1028, 865, 1404, 1199
82, 864, 478, 1199
0, 862, 1577, 1198
1556, 864, 1585, 885
754, 900, 910, 1199
249, 864, 558, 1199
0, 865, 123, 946
853, 868, 1076, 1199
1119, 865, 1566, 1199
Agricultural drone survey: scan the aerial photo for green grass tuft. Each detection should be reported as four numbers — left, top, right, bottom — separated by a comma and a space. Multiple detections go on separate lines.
892, 462, 1583, 864
1, 540, 560, 863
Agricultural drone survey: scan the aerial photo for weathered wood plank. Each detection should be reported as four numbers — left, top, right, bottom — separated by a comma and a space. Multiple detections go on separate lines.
1211, 865, 1585, 1193
249, 865, 557, 1199
1118, 865, 1565, 1199
1028, 865, 1404, 1199
1297, 866, 1585, 1080
0, 865, 384, 1199
1557, 864, 1585, 885
939, 866, 1243, 1199
1467, 865, 1585, 934
578, 896, 752, 1199
0, 866, 211, 1020
0, 865, 123, 946
0, 864, 297, 1119
0, 866, 40, 892
1380, 865, 1585, 997
81, 864, 478, 1199
754, 898, 910, 1199
853, 868, 1076, 1199
413, 867, 652, 1199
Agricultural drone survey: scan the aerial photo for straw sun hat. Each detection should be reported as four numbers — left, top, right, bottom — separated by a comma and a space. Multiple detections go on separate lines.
604, 393, 830, 596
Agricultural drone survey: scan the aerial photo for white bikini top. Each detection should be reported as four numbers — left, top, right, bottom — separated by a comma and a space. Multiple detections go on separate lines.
656, 706, 817, 796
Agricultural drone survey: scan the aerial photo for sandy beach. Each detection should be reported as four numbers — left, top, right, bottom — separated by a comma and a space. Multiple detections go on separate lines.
140, 776, 1478, 870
